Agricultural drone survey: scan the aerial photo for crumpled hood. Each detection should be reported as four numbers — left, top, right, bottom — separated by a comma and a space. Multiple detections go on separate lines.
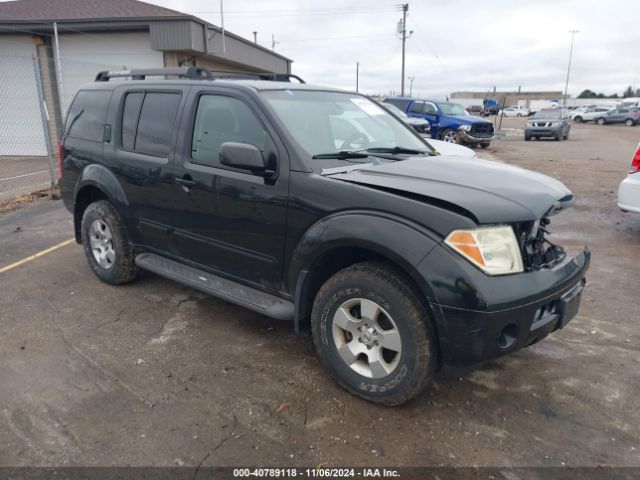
325, 155, 574, 223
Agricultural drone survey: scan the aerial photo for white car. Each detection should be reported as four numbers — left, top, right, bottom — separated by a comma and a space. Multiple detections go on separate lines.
571, 107, 612, 123
618, 142, 640, 213
499, 106, 529, 117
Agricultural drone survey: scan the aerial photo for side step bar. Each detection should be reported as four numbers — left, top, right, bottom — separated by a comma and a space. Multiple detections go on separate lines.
135, 253, 294, 321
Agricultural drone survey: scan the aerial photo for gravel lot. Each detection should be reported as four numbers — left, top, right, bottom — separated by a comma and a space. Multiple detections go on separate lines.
0, 119, 638, 468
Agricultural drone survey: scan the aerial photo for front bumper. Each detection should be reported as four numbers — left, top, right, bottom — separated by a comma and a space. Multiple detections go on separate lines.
525, 126, 562, 138
418, 245, 590, 374
457, 127, 494, 144
618, 174, 640, 213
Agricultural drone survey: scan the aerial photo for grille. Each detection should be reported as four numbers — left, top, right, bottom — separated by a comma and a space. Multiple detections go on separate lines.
470, 122, 494, 138
533, 121, 552, 127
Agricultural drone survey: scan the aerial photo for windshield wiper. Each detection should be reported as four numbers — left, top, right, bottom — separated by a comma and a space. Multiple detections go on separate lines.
362, 146, 430, 155
312, 151, 370, 160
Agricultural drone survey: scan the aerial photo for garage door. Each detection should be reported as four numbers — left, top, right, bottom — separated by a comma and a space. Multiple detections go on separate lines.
0, 35, 48, 156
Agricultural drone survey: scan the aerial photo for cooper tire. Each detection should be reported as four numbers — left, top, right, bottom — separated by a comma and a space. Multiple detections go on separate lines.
311, 262, 437, 405
81, 200, 139, 285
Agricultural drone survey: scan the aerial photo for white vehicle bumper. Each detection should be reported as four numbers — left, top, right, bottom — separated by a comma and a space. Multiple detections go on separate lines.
618, 174, 640, 213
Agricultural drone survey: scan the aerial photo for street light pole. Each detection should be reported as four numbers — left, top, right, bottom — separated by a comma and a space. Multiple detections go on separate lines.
400, 3, 409, 97
408, 76, 415, 97
563, 30, 579, 106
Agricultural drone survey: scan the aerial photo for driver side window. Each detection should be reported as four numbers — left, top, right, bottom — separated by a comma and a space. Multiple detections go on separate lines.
191, 95, 267, 167
423, 102, 437, 114
410, 101, 425, 114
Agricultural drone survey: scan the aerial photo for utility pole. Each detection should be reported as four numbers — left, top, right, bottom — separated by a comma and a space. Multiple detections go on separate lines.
399, 3, 409, 97
53, 22, 65, 115
563, 30, 579, 106
252, 31, 257, 43
271, 34, 279, 50
408, 76, 415, 97
356, 62, 359, 93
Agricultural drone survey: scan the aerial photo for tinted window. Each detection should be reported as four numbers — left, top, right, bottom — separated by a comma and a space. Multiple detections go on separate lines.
423, 102, 438, 114
384, 99, 411, 111
121, 92, 144, 151
65, 90, 111, 141
192, 95, 267, 167
409, 101, 425, 114
135, 92, 181, 157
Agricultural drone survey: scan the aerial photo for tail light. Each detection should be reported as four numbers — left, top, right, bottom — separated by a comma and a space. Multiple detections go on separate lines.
58, 138, 63, 179
630, 143, 640, 174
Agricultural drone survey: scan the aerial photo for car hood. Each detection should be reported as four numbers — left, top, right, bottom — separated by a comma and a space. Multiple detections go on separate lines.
324, 155, 574, 223
453, 115, 491, 125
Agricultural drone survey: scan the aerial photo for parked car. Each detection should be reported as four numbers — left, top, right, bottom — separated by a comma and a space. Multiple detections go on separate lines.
529, 99, 560, 114
378, 101, 430, 135
571, 107, 612, 123
466, 105, 485, 116
593, 107, 640, 126
525, 109, 571, 141
384, 97, 495, 148
618, 142, 640, 214
378, 101, 475, 157
499, 106, 529, 117
60, 67, 589, 405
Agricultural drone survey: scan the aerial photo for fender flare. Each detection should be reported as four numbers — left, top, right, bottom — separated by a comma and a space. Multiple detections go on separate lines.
289, 211, 441, 333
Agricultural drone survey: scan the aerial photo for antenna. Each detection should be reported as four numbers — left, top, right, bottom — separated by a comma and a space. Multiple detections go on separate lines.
220, 0, 226, 54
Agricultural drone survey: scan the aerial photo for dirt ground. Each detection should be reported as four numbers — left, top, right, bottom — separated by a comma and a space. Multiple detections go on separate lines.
0, 119, 638, 468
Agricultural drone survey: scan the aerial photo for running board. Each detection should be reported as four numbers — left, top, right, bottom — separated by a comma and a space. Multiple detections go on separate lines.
135, 253, 294, 321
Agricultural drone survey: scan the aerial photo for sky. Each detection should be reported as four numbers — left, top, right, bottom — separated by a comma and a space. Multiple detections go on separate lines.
154, 0, 640, 99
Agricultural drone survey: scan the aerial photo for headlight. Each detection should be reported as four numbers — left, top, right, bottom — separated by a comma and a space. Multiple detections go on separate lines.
445, 226, 524, 275
527, 121, 535, 127
550, 122, 559, 127
460, 125, 472, 132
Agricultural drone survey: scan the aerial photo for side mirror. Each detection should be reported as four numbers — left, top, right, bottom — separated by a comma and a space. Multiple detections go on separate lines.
219, 142, 271, 174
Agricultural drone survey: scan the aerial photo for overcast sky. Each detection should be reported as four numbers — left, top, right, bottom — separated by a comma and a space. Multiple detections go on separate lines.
155, 0, 639, 98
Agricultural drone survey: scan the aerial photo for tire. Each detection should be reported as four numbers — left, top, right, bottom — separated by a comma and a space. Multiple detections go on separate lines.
517, 113, 522, 117
524, 135, 531, 141
81, 200, 139, 285
573, 116, 583, 123
596, 118, 606, 125
311, 262, 437, 405
625, 119, 635, 127
439, 128, 457, 143
554, 134, 560, 141
480, 142, 490, 149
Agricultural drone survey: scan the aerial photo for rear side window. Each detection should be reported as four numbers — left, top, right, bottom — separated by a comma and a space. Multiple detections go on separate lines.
385, 99, 411, 111
65, 90, 111, 141
120, 91, 182, 157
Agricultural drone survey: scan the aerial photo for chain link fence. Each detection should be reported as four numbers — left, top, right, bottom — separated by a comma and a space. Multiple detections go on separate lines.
0, 55, 57, 203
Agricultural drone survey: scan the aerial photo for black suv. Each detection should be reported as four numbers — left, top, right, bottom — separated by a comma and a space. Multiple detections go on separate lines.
60, 67, 590, 405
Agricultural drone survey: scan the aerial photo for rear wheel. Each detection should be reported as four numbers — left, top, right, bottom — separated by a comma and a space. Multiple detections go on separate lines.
311, 262, 437, 405
439, 128, 457, 143
81, 200, 139, 285
625, 119, 635, 127
596, 117, 606, 125
573, 116, 583, 123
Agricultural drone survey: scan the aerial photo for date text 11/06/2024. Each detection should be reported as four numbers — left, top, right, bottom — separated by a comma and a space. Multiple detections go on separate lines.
232, 468, 400, 478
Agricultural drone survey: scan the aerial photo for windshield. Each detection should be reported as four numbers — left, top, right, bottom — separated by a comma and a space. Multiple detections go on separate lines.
261, 90, 428, 157
436, 102, 469, 116
532, 110, 562, 119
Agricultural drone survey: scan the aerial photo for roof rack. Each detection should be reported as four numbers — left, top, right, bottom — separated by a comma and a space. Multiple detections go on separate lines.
209, 71, 306, 84
94, 67, 305, 84
95, 67, 214, 82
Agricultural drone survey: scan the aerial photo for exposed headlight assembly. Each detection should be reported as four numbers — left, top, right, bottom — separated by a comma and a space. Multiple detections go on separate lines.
445, 226, 524, 275
460, 125, 472, 132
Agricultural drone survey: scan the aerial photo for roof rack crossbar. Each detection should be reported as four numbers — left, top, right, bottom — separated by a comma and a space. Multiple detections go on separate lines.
95, 67, 214, 82
191, 70, 306, 84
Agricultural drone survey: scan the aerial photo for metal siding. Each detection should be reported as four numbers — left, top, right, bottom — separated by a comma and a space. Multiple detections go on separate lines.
208, 33, 289, 73
150, 20, 204, 52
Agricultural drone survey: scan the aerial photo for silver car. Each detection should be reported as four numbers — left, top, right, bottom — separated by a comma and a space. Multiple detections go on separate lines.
525, 109, 571, 141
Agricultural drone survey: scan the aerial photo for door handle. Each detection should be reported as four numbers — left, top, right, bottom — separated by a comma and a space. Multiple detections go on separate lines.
175, 176, 196, 192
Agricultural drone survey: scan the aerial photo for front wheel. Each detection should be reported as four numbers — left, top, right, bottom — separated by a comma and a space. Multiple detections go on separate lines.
81, 200, 139, 285
439, 128, 457, 143
625, 119, 635, 127
480, 142, 490, 149
311, 262, 437, 405
573, 116, 583, 123
596, 118, 606, 125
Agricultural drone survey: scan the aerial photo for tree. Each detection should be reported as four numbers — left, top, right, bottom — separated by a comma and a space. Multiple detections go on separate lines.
623, 86, 634, 98
578, 89, 597, 98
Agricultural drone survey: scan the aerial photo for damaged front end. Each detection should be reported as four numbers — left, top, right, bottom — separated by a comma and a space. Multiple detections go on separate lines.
513, 218, 566, 271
